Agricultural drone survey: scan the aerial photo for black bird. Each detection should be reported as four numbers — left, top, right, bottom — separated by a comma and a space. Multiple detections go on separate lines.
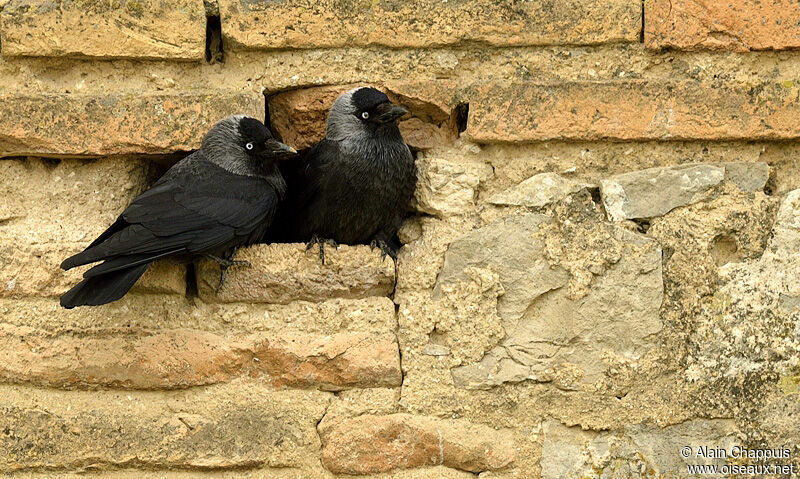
270, 87, 416, 261
59, 115, 296, 309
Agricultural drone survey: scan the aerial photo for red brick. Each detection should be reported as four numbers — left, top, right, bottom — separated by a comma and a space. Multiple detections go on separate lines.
467, 81, 800, 143
0, 92, 264, 157
0, 325, 401, 390
646, 0, 800, 51
0, 0, 206, 60
319, 414, 515, 474
221, 0, 641, 50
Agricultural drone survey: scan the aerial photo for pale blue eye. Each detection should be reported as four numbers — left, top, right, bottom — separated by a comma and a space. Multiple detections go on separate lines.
361, 112, 369, 120
246, 142, 254, 150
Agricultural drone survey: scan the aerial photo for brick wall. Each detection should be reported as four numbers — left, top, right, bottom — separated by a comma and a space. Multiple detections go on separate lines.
1, 1, 799, 477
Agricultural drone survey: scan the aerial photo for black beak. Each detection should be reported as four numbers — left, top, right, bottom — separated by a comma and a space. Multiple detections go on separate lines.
265, 139, 297, 158
375, 102, 409, 124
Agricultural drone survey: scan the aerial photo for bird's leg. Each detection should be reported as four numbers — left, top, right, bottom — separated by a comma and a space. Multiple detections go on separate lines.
369, 238, 398, 261
206, 249, 252, 291
305, 235, 339, 264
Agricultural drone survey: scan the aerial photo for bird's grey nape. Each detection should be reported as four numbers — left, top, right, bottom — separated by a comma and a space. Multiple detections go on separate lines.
326, 88, 370, 142
201, 114, 253, 175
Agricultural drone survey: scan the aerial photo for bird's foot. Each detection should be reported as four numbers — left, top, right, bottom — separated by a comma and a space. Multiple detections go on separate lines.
370, 239, 398, 261
305, 235, 339, 264
205, 254, 252, 292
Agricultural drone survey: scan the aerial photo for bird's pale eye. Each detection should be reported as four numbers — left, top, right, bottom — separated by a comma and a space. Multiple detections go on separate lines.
361, 112, 369, 120
245, 142, 254, 150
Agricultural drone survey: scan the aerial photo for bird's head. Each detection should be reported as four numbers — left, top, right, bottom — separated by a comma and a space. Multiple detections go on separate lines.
326, 87, 409, 141
237, 117, 297, 162
203, 115, 297, 166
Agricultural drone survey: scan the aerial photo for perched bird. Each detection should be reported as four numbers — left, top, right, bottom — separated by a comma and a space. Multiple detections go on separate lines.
269, 87, 416, 261
59, 115, 296, 309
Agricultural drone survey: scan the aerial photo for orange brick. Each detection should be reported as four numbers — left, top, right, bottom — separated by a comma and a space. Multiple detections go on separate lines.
0, 0, 206, 59
467, 81, 800, 143
0, 92, 264, 157
646, 0, 800, 51
221, 0, 641, 50
0, 325, 401, 390
320, 414, 515, 474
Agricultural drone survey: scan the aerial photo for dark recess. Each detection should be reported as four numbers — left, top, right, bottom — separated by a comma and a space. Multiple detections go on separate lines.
205, 14, 224, 64
640, 0, 645, 43
264, 94, 273, 133
455, 103, 469, 133
185, 263, 199, 298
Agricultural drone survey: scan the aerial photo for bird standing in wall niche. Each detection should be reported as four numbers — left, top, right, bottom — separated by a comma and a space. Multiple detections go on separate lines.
268, 87, 417, 262
59, 115, 297, 309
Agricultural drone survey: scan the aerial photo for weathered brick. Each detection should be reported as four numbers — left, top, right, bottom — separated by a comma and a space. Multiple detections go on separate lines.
0, 383, 329, 471
0, 0, 206, 60
0, 242, 185, 299
0, 325, 400, 390
0, 158, 184, 298
467, 81, 800, 143
196, 244, 395, 304
319, 414, 515, 474
268, 82, 460, 151
646, 0, 800, 52
0, 295, 397, 335
221, 0, 641, 50
0, 92, 264, 157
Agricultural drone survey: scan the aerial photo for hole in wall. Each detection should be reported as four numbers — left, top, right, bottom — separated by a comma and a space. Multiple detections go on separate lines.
185, 263, 198, 298
264, 93, 273, 133
710, 234, 744, 266
455, 103, 469, 133
633, 218, 651, 234
205, 13, 224, 64
40, 158, 62, 169
640, 0, 645, 43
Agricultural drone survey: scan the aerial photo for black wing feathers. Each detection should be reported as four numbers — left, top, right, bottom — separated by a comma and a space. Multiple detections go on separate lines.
62, 160, 277, 271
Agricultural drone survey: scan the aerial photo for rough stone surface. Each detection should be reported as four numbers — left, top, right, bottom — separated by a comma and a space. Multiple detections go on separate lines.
0, 382, 329, 472
600, 164, 726, 221
0, 0, 206, 60
0, 92, 264, 157
196, 244, 395, 304
646, 0, 800, 52
488, 172, 592, 208
0, 325, 401, 390
414, 148, 493, 216
467, 81, 800, 142
435, 214, 569, 323
221, 0, 641, 50
600, 162, 770, 221
683, 189, 800, 383
541, 418, 741, 478
446, 212, 663, 390
319, 414, 515, 474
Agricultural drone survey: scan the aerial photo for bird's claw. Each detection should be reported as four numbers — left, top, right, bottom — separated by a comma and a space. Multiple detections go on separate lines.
206, 253, 251, 292
370, 239, 397, 261
305, 235, 338, 264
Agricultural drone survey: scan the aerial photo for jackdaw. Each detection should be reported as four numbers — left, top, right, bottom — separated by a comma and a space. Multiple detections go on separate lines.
59, 115, 296, 309
269, 87, 416, 261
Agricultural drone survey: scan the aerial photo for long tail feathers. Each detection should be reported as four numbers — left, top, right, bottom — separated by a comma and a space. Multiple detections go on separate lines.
60, 264, 150, 309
